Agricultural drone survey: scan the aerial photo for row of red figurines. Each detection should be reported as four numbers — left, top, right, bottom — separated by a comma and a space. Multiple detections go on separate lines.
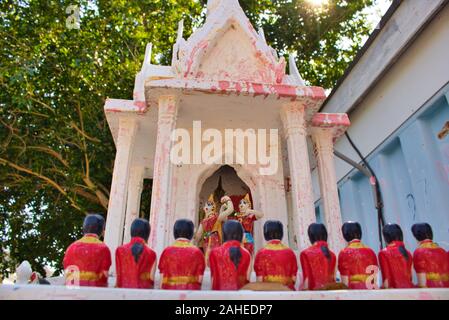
62, 215, 449, 290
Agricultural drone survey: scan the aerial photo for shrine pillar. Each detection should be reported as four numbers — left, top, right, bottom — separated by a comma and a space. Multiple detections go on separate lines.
149, 95, 179, 256
104, 117, 138, 276
123, 166, 145, 244
311, 127, 345, 253
280, 103, 316, 251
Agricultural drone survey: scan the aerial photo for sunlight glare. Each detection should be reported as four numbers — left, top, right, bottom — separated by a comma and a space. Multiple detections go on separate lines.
306, 0, 329, 6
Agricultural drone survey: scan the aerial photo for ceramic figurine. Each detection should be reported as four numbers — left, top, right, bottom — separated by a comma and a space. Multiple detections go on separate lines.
209, 220, 251, 290
63, 214, 111, 287
411, 223, 449, 288
195, 194, 220, 254
195, 193, 234, 261
379, 223, 413, 289
254, 220, 298, 290
228, 194, 264, 255
300, 223, 336, 290
159, 219, 206, 290
338, 221, 378, 289
29, 272, 50, 285
15, 261, 33, 285
115, 218, 157, 289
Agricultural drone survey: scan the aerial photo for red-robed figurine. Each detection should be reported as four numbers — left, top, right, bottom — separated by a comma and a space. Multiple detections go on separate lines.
338, 222, 378, 289
228, 194, 263, 255
209, 220, 251, 290
195, 194, 234, 262
254, 220, 298, 290
63, 214, 111, 287
379, 223, 414, 289
300, 223, 336, 290
159, 219, 206, 290
115, 218, 157, 289
411, 223, 449, 288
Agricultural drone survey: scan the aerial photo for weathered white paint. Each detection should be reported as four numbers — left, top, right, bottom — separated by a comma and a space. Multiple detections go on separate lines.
149, 96, 179, 257
311, 128, 345, 252
2, 284, 448, 300
123, 166, 145, 243
104, 117, 138, 275
280, 103, 316, 251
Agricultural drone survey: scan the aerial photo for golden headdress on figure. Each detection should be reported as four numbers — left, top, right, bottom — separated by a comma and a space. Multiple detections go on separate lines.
205, 193, 216, 211
207, 193, 214, 203
243, 193, 252, 209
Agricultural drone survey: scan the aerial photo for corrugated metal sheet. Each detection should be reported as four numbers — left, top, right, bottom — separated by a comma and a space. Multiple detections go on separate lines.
316, 88, 449, 254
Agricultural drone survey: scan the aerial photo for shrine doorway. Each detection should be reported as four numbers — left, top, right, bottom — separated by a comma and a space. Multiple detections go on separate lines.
198, 165, 252, 224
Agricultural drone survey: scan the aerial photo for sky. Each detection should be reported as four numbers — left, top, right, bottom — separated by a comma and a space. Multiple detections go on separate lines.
366, 0, 393, 32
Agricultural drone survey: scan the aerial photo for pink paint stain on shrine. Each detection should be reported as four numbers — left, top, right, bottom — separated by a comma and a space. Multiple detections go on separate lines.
184, 40, 209, 78
234, 82, 242, 94
418, 292, 434, 300
218, 80, 230, 92
133, 100, 147, 113
273, 84, 297, 100
251, 83, 268, 98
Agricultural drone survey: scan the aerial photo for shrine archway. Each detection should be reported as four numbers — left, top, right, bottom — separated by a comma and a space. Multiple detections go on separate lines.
187, 157, 265, 251
197, 165, 253, 224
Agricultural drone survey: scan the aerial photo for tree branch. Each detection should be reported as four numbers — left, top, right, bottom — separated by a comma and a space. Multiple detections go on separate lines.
0, 157, 81, 211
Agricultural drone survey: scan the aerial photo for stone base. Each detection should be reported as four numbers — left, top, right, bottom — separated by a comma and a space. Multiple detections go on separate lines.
1, 284, 448, 300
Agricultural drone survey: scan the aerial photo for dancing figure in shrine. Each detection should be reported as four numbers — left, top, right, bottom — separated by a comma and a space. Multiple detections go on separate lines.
195, 194, 234, 260
411, 223, 449, 288
63, 214, 111, 287
209, 220, 251, 290
254, 220, 298, 290
379, 223, 414, 289
159, 219, 206, 290
300, 223, 336, 290
115, 218, 157, 289
228, 194, 263, 255
338, 222, 378, 289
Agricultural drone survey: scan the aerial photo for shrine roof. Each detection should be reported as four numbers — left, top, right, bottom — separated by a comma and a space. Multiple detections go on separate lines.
133, 0, 319, 106
145, 78, 326, 103
311, 113, 351, 141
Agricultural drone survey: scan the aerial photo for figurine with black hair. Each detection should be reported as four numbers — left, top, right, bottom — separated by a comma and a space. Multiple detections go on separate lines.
411, 223, 449, 288
379, 223, 413, 288
338, 221, 378, 289
254, 220, 297, 290
159, 219, 206, 290
299, 223, 336, 290
115, 218, 157, 289
63, 214, 111, 287
209, 220, 251, 290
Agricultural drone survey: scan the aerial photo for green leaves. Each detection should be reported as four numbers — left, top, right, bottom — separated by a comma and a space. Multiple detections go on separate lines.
257, 0, 375, 89
0, 0, 202, 277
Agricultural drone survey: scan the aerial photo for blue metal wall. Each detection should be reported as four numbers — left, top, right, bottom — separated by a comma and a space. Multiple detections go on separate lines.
316, 87, 449, 254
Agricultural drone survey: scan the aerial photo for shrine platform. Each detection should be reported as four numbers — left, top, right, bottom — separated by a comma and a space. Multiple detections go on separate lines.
1, 284, 448, 300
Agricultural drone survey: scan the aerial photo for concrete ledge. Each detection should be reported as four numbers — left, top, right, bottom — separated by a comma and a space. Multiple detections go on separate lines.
1, 284, 448, 300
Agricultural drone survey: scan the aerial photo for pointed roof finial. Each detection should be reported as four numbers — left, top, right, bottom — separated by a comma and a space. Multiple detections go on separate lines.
258, 27, 266, 43
143, 43, 152, 69
207, 0, 221, 16
176, 19, 184, 43
289, 55, 306, 86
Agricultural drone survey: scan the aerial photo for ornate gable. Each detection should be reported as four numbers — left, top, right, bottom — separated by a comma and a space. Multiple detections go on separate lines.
172, 0, 287, 84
